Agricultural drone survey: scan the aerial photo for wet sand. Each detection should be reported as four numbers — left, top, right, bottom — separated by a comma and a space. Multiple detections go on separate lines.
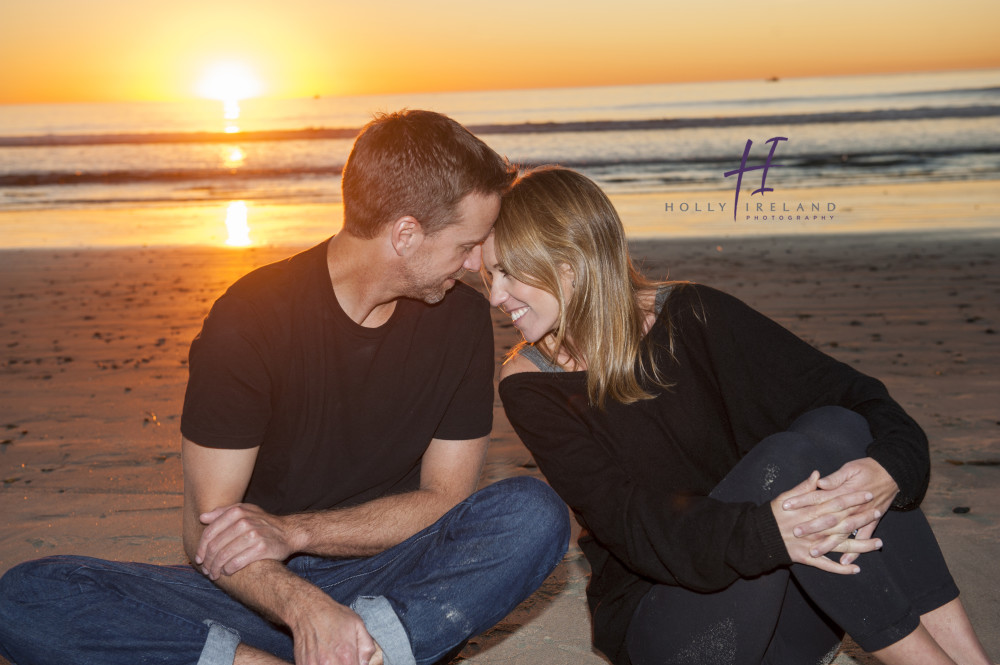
1, 232, 997, 663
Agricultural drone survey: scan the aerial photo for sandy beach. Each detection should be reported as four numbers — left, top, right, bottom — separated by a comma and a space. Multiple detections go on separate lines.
1, 230, 997, 663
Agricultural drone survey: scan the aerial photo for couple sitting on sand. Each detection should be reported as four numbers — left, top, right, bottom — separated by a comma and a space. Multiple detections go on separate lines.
0, 110, 991, 665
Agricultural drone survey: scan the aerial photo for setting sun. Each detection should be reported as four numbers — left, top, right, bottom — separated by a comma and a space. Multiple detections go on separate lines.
197, 62, 264, 102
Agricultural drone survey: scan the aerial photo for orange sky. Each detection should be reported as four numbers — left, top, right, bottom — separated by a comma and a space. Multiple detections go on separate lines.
1, 0, 999, 103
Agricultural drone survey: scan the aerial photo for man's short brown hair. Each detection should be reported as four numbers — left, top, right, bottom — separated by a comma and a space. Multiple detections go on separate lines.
341, 110, 515, 239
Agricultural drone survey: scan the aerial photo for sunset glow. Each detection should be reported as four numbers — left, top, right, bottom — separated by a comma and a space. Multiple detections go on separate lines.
0, 0, 998, 103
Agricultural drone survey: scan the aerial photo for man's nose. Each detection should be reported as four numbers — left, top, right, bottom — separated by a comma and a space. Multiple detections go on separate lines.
464, 245, 483, 272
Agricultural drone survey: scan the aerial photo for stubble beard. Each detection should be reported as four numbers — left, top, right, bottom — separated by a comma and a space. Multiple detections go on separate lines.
404, 266, 465, 305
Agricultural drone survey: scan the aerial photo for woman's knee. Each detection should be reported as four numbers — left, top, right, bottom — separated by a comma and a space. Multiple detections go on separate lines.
714, 414, 870, 504
790, 406, 872, 455
713, 432, 821, 503
763, 407, 873, 480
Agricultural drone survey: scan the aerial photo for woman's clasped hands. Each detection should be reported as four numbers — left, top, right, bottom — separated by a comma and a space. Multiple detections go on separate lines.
771, 457, 899, 574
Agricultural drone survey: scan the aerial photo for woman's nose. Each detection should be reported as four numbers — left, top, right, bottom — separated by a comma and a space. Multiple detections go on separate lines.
488, 283, 507, 309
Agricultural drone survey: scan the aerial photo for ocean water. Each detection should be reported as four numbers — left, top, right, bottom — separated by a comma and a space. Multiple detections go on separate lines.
1, 69, 998, 247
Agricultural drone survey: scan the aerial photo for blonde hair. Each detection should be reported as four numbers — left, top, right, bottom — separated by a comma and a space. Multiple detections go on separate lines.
493, 166, 676, 407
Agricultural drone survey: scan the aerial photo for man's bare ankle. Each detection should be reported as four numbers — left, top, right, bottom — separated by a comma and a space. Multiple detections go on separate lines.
368, 640, 384, 665
234, 643, 288, 664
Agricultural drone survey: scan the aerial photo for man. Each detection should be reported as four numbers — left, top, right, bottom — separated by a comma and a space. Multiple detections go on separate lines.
0, 110, 570, 665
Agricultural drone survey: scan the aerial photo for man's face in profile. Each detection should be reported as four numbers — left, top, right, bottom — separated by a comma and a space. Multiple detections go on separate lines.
402, 191, 501, 304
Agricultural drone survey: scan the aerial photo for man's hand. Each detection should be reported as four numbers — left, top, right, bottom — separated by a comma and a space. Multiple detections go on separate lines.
196, 503, 303, 580
285, 592, 381, 665
780, 457, 898, 564
771, 471, 883, 575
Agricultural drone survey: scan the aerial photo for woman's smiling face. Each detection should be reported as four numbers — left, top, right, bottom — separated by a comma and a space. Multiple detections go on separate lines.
482, 235, 565, 344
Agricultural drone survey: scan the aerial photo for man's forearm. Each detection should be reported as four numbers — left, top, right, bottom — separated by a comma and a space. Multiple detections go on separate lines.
190, 437, 487, 578
288, 486, 463, 558
278, 434, 487, 559
192, 485, 468, 581
214, 557, 314, 626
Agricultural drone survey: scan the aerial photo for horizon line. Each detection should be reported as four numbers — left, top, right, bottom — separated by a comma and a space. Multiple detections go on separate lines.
2, 65, 999, 107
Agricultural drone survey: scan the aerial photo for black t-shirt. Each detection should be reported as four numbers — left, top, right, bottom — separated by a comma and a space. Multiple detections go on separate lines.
500, 284, 929, 665
181, 239, 494, 515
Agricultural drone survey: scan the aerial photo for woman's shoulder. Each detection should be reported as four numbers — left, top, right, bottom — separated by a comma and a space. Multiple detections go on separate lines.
499, 350, 544, 380
499, 340, 577, 381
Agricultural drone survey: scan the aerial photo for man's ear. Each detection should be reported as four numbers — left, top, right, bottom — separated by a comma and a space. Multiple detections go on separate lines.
390, 216, 424, 257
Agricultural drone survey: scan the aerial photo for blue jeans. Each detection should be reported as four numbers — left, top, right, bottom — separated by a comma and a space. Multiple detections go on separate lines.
0, 476, 570, 665
626, 407, 958, 665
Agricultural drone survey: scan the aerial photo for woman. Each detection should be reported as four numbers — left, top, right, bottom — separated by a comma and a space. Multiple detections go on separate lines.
484, 166, 992, 665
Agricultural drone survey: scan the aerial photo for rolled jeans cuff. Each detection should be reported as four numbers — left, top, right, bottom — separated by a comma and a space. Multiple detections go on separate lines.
197, 620, 241, 665
351, 595, 416, 665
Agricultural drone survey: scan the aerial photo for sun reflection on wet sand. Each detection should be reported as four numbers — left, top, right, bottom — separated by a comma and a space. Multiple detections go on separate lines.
224, 201, 251, 246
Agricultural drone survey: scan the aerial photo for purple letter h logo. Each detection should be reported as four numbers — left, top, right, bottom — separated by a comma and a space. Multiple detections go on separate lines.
724, 137, 788, 220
